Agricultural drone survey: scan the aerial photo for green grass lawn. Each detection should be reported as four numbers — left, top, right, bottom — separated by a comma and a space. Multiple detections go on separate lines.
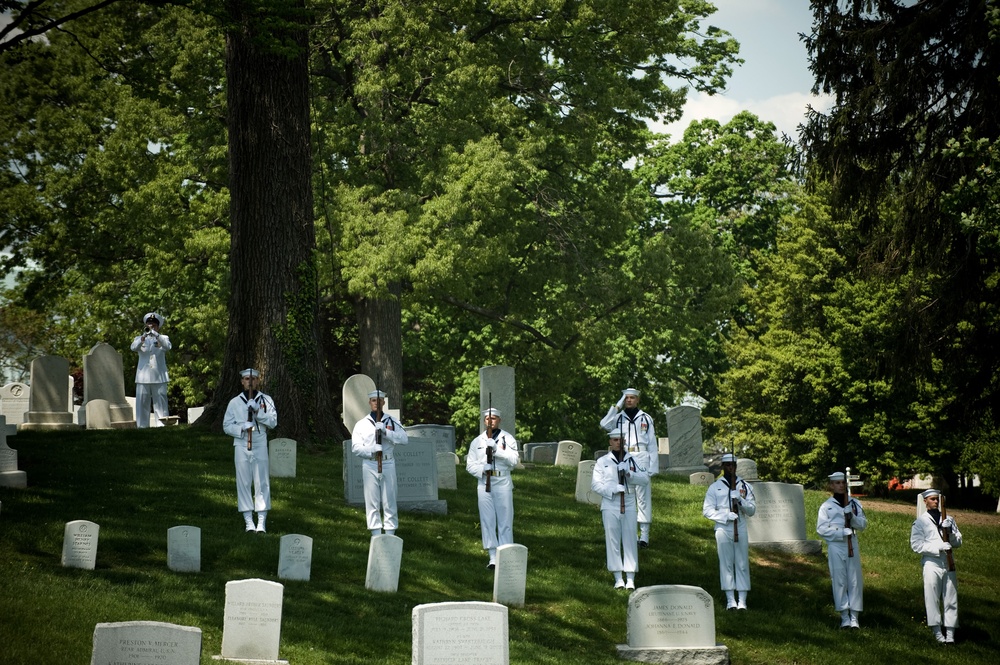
1, 427, 998, 664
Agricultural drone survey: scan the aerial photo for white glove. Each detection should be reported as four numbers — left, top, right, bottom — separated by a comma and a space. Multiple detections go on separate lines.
373, 443, 382, 453
616, 484, 627, 493
247, 400, 259, 412
939, 543, 952, 552
486, 439, 497, 450
375, 421, 386, 433
941, 517, 954, 529
842, 528, 854, 536
727, 511, 739, 522
243, 421, 254, 431
483, 463, 493, 471
617, 461, 630, 472
730, 490, 741, 500
616, 392, 626, 409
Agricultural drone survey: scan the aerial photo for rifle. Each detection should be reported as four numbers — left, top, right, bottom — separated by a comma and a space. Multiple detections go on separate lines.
727, 447, 739, 543
245, 387, 256, 451
485, 393, 493, 493
613, 445, 626, 514
940, 494, 956, 572
375, 376, 383, 473
845, 466, 854, 558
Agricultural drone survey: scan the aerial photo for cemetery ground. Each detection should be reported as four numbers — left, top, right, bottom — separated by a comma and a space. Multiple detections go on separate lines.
2, 429, 999, 665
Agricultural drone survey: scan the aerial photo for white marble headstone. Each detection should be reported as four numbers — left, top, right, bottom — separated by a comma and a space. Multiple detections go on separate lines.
405, 424, 457, 453
480, 365, 515, 436
0, 415, 27, 488
21, 355, 78, 430
278, 534, 313, 582
269, 438, 297, 478
220, 578, 284, 661
85, 399, 113, 430
436, 452, 457, 490
492, 543, 528, 607
412, 601, 508, 665
624, 585, 717, 648
91, 620, 201, 665
342, 373, 376, 430
663, 405, 706, 470
186, 406, 205, 424
83, 342, 135, 427
554, 440, 583, 467
62, 520, 100, 570
689, 471, 714, 487
366, 534, 403, 592
574, 460, 602, 505
0, 382, 30, 426
167, 526, 201, 573
343, 440, 444, 510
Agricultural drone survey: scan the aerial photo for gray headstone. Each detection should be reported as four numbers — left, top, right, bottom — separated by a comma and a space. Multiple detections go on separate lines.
405, 424, 457, 453
85, 399, 113, 430
436, 452, 457, 490
689, 471, 714, 487
342, 373, 376, 430
167, 526, 201, 573
83, 343, 135, 427
0, 382, 30, 426
530, 445, 557, 464
554, 440, 583, 467
492, 543, 528, 607
21, 355, 78, 430
522, 442, 556, 461
62, 520, 99, 570
269, 438, 297, 478
366, 534, 403, 593
480, 366, 515, 437
412, 601, 508, 665
575, 460, 602, 505
735, 458, 758, 481
187, 406, 205, 424
663, 405, 706, 471
91, 621, 201, 665
0, 416, 27, 488
625, 585, 717, 648
278, 534, 313, 582
220, 578, 284, 661
746, 481, 822, 555
343, 440, 446, 514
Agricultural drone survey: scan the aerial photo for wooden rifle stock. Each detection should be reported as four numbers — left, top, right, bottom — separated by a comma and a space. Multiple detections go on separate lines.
619, 468, 626, 514
246, 391, 255, 451
728, 471, 739, 543
485, 394, 494, 492
375, 378, 384, 473
845, 466, 854, 557
940, 495, 956, 572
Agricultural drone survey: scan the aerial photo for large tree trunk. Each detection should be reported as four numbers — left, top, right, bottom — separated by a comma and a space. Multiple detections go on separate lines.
204, 0, 336, 441
356, 282, 403, 412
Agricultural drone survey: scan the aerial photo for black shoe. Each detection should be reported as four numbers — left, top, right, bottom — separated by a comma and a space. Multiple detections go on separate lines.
638, 540, 648, 549
487, 563, 495, 570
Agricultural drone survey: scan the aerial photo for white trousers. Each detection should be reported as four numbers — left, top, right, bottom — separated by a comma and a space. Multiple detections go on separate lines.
715, 525, 750, 591
234, 444, 270, 513
362, 459, 398, 532
602, 504, 639, 573
135, 382, 168, 428
827, 544, 863, 611
477, 477, 514, 550
922, 560, 959, 627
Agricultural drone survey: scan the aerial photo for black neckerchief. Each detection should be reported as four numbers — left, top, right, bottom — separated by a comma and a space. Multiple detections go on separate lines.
833, 492, 847, 507
623, 407, 640, 420
927, 508, 941, 523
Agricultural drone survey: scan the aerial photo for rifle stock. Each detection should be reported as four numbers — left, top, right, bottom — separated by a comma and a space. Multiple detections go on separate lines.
375, 377, 383, 473
485, 393, 493, 492
845, 466, 854, 558
940, 495, 956, 572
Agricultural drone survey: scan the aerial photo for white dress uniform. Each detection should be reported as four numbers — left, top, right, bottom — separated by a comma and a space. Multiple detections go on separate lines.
600, 405, 658, 534
223, 389, 277, 514
703, 473, 756, 599
592, 450, 650, 584
130, 314, 171, 428
465, 428, 519, 564
352, 409, 409, 534
911, 510, 962, 633
817, 495, 868, 615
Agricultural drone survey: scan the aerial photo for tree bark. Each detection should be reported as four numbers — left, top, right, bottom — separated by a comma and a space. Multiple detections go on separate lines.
204, 0, 336, 441
356, 282, 403, 412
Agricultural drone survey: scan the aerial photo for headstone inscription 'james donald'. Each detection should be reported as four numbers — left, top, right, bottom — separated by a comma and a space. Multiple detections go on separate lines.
269, 438, 297, 478
167, 526, 201, 573
412, 601, 509, 665
746, 482, 822, 555
617, 585, 729, 664
492, 543, 528, 607
91, 620, 201, 665
405, 424, 457, 454
554, 440, 583, 467
21, 355, 80, 431
662, 405, 708, 476
62, 520, 100, 570
366, 534, 403, 593
343, 439, 447, 514
0, 415, 27, 488
219, 578, 286, 663
0, 382, 30, 426
574, 460, 602, 506
83, 342, 136, 428
278, 534, 313, 582
480, 365, 515, 436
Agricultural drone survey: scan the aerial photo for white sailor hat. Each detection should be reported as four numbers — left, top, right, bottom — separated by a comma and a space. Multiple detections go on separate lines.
367, 389, 387, 399
239, 368, 260, 378
143, 312, 164, 326
920, 489, 941, 499
622, 388, 640, 396
482, 408, 501, 418
608, 429, 623, 438
828, 471, 846, 481
720, 453, 738, 464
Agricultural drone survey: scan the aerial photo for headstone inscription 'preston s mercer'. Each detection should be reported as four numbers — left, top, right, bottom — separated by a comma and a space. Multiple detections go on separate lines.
91, 620, 201, 665
492, 543, 528, 607
746, 481, 822, 555
366, 533, 403, 593
219, 578, 285, 662
412, 601, 509, 665
617, 585, 729, 665
62, 520, 100, 570
278, 534, 313, 582
167, 525, 201, 573
269, 438, 297, 478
